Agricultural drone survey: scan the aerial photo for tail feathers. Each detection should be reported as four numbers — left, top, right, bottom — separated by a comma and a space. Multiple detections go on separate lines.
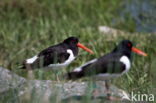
20, 65, 26, 69
19, 60, 27, 69
18, 65, 26, 69
20, 60, 33, 70
65, 71, 84, 80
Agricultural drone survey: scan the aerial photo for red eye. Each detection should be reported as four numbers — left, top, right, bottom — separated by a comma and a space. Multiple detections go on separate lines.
128, 43, 131, 47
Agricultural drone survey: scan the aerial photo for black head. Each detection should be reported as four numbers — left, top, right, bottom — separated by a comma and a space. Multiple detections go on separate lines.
112, 40, 133, 58
113, 40, 133, 51
63, 36, 94, 55
63, 37, 79, 55
63, 37, 79, 46
113, 40, 147, 57
118, 40, 133, 50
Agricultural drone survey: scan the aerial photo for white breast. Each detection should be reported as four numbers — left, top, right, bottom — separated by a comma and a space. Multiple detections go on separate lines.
48, 49, 75, 68
120, 55, 131, 73
64, 49, 76, 65
26, 55, 38, 64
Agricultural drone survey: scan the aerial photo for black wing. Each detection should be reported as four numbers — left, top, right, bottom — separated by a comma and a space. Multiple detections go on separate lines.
37, 44, 70, 67
67, 53, 125, 80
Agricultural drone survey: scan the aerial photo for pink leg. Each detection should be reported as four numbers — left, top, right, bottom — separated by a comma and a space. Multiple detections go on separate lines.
105, 80, 121, 101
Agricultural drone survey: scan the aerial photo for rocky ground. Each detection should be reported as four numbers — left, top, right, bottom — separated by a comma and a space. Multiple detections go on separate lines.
0, 67, 130, 103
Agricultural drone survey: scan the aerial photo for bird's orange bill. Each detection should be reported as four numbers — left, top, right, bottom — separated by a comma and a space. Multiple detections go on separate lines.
77, 43, 94, 54
132, 47, 147, 56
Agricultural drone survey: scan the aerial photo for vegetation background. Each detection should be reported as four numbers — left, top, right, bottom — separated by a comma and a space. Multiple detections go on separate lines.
0, 0, 156, 102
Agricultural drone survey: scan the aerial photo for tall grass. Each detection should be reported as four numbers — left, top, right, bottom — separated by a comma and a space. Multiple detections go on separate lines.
0, 0, 155, 102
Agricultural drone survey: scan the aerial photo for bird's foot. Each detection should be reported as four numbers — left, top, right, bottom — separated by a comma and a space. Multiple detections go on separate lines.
105, 90, 121, 101
107, 95, 122, 101
92, 89, 100, 98
56, 75, 61, 82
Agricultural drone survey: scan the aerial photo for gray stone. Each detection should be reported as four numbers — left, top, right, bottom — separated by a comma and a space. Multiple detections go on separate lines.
0, 67, 130, 102
0, 67, 26, 93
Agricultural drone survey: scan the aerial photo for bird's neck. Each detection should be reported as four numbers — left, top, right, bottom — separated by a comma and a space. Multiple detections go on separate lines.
67, 45, 78, 56
112, 47, 132, 60
119, 50, 132, 60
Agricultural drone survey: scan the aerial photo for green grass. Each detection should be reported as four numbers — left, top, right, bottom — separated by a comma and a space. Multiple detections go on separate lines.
0, 0, 156, 102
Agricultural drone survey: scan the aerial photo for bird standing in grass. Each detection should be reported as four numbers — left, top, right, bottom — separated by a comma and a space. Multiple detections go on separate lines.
22, 37, 94, 70
65, 40, 147, 100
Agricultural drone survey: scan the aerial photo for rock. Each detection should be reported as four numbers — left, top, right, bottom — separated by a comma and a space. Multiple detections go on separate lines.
98, 26, 116, 34
0, 67, 26, 93
0, 67, 130, 102
98, 26, 125, 37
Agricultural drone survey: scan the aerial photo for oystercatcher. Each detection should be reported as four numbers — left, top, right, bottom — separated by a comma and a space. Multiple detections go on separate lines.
22, 37, 94, 70
65, 40, 147, 100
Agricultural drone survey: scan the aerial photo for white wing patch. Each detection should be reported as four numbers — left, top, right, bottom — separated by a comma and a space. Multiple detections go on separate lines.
73, 59, 97, 72
48, 49, 75, 68
26, 55, 38, 64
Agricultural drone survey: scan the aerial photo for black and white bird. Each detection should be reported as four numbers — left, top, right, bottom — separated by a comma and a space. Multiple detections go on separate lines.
65, 40, 147, 100
22, 37, 94, 70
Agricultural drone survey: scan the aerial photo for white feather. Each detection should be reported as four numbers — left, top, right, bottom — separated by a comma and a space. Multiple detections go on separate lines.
120, 55, 131, 73
26, 55, 38, 64
48, 49, 75, 68
73, 59, 97, 72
